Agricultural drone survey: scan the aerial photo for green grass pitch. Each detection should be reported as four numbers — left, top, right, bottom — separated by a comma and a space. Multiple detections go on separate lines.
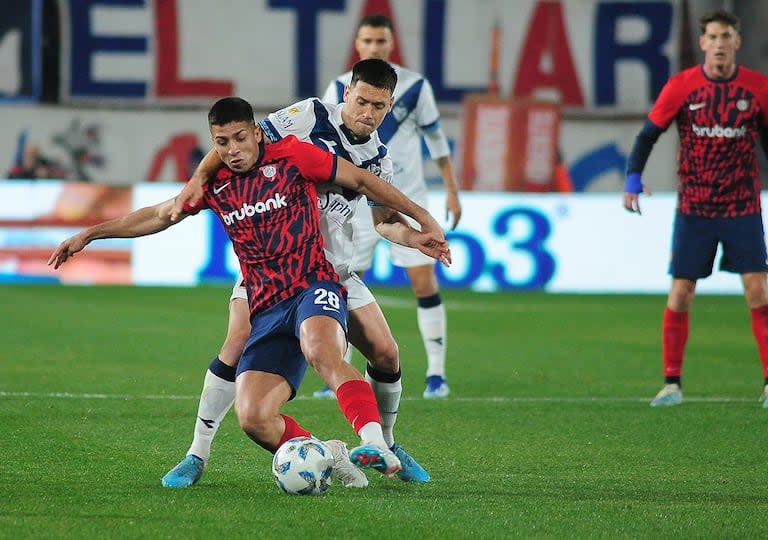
2, 284, 768, 538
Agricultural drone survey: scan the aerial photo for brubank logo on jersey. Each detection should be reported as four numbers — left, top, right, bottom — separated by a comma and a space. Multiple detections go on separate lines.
692, 123, 747, 138
221, 193, 287, 225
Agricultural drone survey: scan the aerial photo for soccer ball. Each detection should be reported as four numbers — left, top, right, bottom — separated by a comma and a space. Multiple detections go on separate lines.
272, 437, 334, 495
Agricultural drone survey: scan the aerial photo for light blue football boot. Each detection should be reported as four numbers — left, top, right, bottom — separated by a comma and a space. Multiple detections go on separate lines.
349, 444, 402, 478
161, 455, 205, 488
312, 385, 336, 399
391, 443, 431, 483
649, 384, 683, 407
759, 385, 768, 408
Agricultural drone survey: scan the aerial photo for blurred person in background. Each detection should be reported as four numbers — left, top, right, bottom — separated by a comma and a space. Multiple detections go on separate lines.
6, 141, 65, 180
320, 13, 461, 400
624, 9, 768, 407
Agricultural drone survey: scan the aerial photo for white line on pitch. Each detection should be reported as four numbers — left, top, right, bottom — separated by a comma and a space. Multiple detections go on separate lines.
0, 390, 756, 404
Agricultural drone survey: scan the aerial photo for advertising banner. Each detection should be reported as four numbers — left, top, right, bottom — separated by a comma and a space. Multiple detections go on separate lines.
0, 181, 749, 294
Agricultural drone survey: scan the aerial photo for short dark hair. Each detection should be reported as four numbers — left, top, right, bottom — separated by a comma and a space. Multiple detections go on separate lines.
358, 13, 393, 32
208, 97, 255, 127
350, 58, 397, 94
699, 9, 739, 34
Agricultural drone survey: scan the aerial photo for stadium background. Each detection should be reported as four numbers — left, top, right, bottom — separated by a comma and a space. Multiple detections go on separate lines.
7, 4, 768, 537
2, 0, 767, 293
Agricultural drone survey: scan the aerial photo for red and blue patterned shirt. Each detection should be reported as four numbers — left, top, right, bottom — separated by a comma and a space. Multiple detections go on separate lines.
648, 65, 768, 217
185, 135, 339, 316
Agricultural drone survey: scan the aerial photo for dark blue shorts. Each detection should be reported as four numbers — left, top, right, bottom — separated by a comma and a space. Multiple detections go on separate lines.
237, 280, 348, 399
669, 212, 768, 279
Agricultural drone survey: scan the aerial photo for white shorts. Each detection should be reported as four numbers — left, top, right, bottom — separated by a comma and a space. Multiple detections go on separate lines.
229, 270, 375, 311
351, 197, 437, 272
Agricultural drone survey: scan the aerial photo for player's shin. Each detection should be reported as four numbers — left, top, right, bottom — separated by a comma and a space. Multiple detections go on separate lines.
335, 379, 386, 447
418, 294, 447, 377
750, 305, 768, 380
365, 365, 401, 448
662, 307, 688, 383
187, 358, 236, 462
277, 414, 312, 449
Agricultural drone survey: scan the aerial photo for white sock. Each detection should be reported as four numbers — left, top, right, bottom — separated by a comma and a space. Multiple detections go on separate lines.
358, 421, 387, 449
187, 370, 235, 462
418, 303, 447, 377
365, 371, 401, 448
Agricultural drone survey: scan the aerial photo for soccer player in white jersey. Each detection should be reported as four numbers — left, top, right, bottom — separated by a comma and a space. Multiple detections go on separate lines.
161, 59, 442, 488
319, 14, 461, 400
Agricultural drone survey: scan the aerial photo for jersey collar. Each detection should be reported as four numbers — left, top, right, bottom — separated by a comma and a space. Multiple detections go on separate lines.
339, 123, 371, 145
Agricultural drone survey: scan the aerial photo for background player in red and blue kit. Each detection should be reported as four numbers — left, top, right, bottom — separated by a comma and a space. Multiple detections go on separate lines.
623, 9, 768, 407
49, 97, 450, 480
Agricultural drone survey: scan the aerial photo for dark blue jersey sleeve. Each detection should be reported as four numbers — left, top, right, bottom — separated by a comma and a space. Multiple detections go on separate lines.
626, 119, 665, 175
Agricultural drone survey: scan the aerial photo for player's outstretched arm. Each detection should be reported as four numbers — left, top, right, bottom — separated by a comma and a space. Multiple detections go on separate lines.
170, 148, 224, 221
334, 158, 444, 237
371, 207, 451, 267
48, 198, 182, 269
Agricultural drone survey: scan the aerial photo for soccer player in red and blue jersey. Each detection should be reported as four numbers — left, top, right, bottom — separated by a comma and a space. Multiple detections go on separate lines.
623, 9, 768, 407
49, 97, 450, 479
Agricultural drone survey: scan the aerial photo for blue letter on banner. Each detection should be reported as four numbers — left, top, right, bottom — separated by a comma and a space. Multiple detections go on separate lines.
595, 2, 672, 105
67, 0, 148, 98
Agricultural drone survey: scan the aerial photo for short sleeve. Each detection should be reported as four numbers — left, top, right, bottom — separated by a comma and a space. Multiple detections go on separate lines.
291, 139, 338, 184
647, 75, 687, 129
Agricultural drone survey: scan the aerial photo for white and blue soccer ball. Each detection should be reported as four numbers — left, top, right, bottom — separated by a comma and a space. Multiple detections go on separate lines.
272, 437, 334, 495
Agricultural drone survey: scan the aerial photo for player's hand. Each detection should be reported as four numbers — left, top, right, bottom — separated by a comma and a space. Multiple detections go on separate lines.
445, 191, 462, 230
417, 211, 445, 240
47, 234, 88, 269
411, 231, 452, 267
623, 173, 652, 215
170, 176, 205, 221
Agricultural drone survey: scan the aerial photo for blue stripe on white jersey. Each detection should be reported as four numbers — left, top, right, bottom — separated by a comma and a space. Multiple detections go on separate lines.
306, 100, 346, 154
421, 119, 441, 132
259, 118, 281, 142
376, 79, 424, 144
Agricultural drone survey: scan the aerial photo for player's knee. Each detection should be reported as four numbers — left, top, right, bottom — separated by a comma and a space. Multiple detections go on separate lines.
668, 279, 696, 311
743, 275, 768, 307
236, 402, 274, 442
303, 335, 344, 368
367, 337, 399, 373
219, 328, 250, 363
408, 267, 439, 297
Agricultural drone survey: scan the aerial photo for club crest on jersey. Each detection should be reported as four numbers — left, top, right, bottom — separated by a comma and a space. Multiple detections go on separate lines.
368, 163, 382, 177
261, 165, 277, 179
392, 103, 408, 122
737, 99, 749, 111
